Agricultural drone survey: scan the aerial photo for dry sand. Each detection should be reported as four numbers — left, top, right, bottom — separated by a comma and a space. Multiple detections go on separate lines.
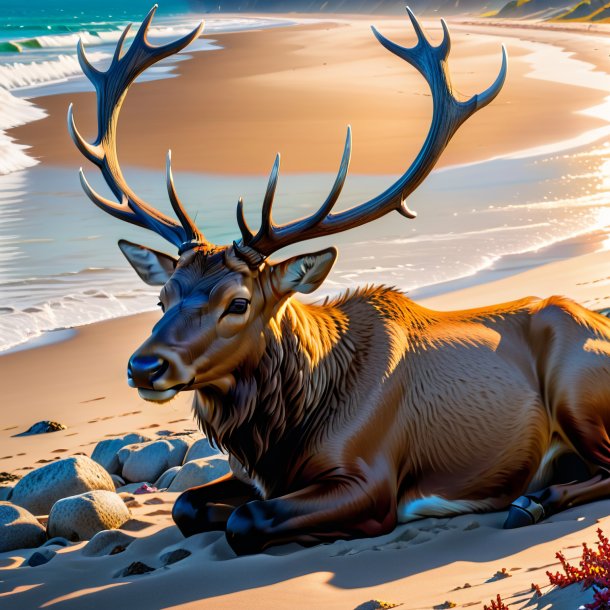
11, 16, 610, 175
3, 15, 610, 610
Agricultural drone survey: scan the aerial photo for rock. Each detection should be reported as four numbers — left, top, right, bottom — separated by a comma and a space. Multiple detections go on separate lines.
0, 502, 46, 552
0, 486, 13, 501
165, 437, 193, 463
168, 457, 231, 492
26, 549, 56, 567
111, 474, 125, 489
354, 602, 402, 610
183, 437, 219, 463
116, 561, 155, 577
11, 456, 115, 515
154, 467, 180, 490
82, 529, 136, 557
91, 433, 152, 475
47, 490, 131, 541
119, 438, 193, 484
161, 548, 191, 565
16, 421, 66, 436
0, 472, 20, 484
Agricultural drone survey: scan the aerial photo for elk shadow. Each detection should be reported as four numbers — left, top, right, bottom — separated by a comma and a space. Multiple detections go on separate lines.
5, 499, 609, 610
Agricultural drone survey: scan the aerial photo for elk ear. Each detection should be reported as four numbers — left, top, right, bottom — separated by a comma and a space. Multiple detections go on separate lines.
273, 247, 337, 295
118, 239, 177, 286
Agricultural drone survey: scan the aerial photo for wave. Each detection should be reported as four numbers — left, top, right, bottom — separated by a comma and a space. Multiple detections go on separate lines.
0, 269, 158, 352
0, 51, 109, 92
0, 18, 277, 54
0, 89, 45, 175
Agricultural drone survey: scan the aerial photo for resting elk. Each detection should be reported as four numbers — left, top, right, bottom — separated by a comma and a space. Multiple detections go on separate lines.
68, 5, 610, 555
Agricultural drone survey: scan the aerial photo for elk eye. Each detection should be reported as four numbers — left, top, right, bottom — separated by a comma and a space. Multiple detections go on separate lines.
225, 298, 250, 315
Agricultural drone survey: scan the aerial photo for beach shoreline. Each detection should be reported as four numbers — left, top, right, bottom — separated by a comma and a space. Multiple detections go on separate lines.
10, 16, 610, 175
4, 14, 610, 354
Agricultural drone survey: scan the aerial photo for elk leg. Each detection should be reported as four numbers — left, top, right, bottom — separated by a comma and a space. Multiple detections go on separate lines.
225, 479, 396, 555
504, 472, 610, 529
172, 473, 261, 537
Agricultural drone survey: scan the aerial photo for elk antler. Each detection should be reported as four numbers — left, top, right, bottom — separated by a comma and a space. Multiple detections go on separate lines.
67, 5, 208, 252
237, 8, 507, 259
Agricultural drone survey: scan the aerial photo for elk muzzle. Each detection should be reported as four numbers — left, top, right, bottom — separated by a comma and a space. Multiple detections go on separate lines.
127, 351, 191, 402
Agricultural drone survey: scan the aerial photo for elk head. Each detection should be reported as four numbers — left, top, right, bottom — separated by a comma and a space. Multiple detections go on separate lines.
68, 5, 507, 403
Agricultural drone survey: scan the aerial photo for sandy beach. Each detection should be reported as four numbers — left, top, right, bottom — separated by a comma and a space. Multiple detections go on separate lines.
12, 16, 610, 175
4, 13, 610, 610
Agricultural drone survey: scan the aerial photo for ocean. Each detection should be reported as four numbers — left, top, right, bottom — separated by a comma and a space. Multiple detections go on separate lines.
1, 2, 610, 352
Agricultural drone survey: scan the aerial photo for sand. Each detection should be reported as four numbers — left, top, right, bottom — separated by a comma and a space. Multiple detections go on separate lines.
11, 16, 610, 175
3, 14, 610, 610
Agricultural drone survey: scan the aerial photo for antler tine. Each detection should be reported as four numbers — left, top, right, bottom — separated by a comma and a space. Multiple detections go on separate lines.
111, 23, 132, 66
236, 197, 255, 243
295, 125, 352, 231
166, 150, 204, 244
470, 45, 507, 111
259, 153, 281, 241
69, 6, 208, 250
238, 9, 506, 259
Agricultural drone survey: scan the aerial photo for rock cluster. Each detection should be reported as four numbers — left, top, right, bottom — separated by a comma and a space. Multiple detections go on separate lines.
0, 429, 231, 553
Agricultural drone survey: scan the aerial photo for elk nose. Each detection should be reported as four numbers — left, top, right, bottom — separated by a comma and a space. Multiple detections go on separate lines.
127, 355, 169, 389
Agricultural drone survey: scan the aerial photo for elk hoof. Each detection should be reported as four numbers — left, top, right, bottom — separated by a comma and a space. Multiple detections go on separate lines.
503, 495, 545, 529
226, 502, 269, 555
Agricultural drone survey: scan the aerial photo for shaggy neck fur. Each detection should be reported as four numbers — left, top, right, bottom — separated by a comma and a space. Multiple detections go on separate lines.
195, 289, 389, 494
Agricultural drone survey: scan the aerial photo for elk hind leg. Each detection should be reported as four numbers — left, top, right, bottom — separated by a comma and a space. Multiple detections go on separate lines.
504, 473, 610, 529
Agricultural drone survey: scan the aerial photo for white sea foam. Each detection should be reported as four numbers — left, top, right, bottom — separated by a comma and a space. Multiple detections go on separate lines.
0, 52, 109, 92
0, 89, 45, 175
0, 282, 157, 352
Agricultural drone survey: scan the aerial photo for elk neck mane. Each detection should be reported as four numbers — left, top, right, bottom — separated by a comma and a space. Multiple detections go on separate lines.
193, 285, 416, 488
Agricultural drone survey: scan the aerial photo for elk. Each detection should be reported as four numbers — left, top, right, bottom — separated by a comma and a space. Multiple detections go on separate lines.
69, 6, 610, 555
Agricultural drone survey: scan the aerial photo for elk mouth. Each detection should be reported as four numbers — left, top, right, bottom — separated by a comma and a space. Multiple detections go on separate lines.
136, 380, 194, 403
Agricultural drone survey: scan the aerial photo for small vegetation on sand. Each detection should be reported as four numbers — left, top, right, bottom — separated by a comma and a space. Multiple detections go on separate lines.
546, 528, 610, 610
483, 594, 509, 610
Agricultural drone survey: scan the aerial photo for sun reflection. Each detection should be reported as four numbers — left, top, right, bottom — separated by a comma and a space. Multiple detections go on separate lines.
599, 157, 610, 192
597, 206, 610, 251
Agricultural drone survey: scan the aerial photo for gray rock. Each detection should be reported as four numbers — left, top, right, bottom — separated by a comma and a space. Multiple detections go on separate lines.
47, 490, 131, 541
26, 548, 56, 567
168, 457, 231, 492
161, 548, 191, 565
82, 529, 136, 557
91, 433, 151, 475
0, 486, 13, 501
11, 456, 115, 515
154, 467, 180, 490
119, 438, 193, 484
183, 437, 219, 463
0, 502, 46, 552
165, 437, 193, 465
111, 474, 125, 488
16, 421, 66, 436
